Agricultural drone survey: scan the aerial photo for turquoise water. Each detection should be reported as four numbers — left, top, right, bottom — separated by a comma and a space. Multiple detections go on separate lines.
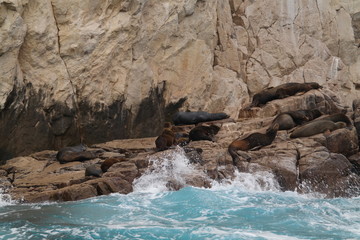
1, 151, 360, 240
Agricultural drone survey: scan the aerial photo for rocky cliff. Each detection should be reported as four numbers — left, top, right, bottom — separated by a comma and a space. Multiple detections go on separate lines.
1, 0, 360, 160
2, 88, 360, 202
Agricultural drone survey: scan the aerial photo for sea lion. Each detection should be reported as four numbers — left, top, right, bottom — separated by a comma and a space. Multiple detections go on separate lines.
249, 87, 278, 108
56, 144, 96, 163
228, 123, 279, 164
272, 109, 323, 130
275, 82, 321, 99
172, 111, 229, 125
85, 164, 102, 177
318, 113, 352, 127
155, 128, 176, 151
249, 82, 321, 108
290, 120, 347, 138
189, 125, 220, 141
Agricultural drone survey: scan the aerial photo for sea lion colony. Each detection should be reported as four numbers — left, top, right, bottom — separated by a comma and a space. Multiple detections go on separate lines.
57, 82, 350, 174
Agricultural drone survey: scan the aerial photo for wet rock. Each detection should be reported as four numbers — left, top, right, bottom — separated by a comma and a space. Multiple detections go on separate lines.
298, 152, 357, 198
323, 127, 358, 157
184, 147, 203, 164
104, 161, 139, 183
23, 177, 132, 203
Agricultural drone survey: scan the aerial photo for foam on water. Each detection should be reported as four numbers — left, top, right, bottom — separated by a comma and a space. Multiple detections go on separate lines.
133, 146, 282, 195
212, 170, 281, 192
1, 150, 360, 239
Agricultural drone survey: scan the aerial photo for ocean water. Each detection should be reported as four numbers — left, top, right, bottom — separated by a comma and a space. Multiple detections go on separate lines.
1, 151, 360, 240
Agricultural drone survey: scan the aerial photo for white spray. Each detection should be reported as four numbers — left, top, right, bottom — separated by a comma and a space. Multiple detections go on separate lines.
132, 147, 201, 194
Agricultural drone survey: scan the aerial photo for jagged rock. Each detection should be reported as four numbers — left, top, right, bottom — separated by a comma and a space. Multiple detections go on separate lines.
1, 81, 360, 201
23, 177, 132, 203
103, 161, 139, 183
348, 153, 360, 175
298, 152, 359, 198
323, 127, 359, 157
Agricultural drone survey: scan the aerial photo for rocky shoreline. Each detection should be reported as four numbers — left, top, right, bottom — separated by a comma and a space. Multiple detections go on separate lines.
1, 89, 360, 203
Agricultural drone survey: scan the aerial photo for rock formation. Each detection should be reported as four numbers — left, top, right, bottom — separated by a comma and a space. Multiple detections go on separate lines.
1, 0, 360, 161
1, 90, 360, 202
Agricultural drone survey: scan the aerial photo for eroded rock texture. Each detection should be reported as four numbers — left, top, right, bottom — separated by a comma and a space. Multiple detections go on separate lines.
1, 0, 360, 160
1, 89, 360, 202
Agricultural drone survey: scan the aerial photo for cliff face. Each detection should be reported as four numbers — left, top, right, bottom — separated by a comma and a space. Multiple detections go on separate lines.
1, 0, 360, 160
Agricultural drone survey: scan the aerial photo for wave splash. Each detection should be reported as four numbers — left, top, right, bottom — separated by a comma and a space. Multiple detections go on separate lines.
212, 170, 281, 192
0, 189, 15, 207
133, 147, 281, 194
133, 147, 202, 193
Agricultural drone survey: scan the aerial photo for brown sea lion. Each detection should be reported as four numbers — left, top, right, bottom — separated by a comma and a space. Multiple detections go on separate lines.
155, 128, 176, 151
189, 125, 220, 141
318, 113, 352, 127
228, 123, 279, 165
159, 123, 190, 147
249, 82, 321, 108
85, 164, 102, 177
275, 82, 321, 99
249, 87, 278, 108
290, 120, 347, 138
272, 109, 323, 130
164, 122, 172, 128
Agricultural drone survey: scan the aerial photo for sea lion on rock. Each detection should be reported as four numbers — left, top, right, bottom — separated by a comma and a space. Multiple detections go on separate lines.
189, 125, 220, 141
56, 144, 96, 163
290, 120, 347, 138
85, 164, 102, 177
249, 82, 321, 108
155, 128, 176, 151
319, 113, 352, 127
272, 109, 323, 130
228, 123, 279, 165
275, 82, 321, 99
172, 111, 229, 125
249, 87, 278, 108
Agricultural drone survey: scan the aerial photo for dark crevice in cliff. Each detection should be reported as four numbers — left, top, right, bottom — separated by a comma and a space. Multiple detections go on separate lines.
0, 84, 79, 163
49, 0, 83, 143
249, 56, 272, 79
213, 1, 220, 68
0, 79, 187, 162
